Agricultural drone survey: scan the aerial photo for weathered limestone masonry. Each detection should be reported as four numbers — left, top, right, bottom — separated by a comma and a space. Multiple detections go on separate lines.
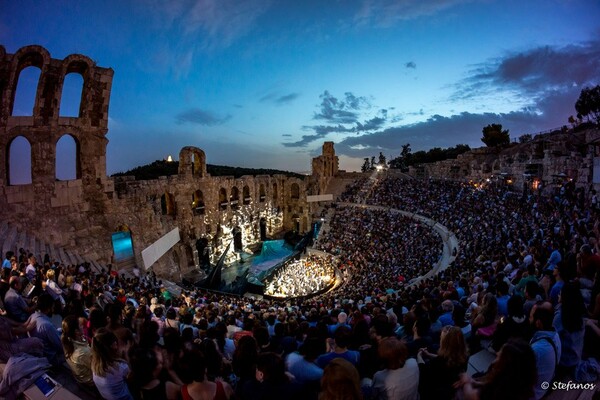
0, 45, 312, 280
409, 127, 600, 192
311, 141, 339, 195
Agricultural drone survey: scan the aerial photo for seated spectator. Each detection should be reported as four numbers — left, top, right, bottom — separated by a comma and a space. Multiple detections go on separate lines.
371, 337, 419, 400
91, 328, 133, 400
418, 326, 468, 400
287, 337, 324, 390
316, 325, 360, 368
180, 348, 232, 400
62, 315, 94, 386
553, 282, 585, 374
240, 352, 294, 400
129, 346, 181, 400
320, 358, 362, 400
455, 339, 537, 400
0, 315, 44, 362
437, 300, 454, 327
491, 295, 530, 351
529, 303, 561, 400
4, 276, 36, 322
26, 293, 65, 366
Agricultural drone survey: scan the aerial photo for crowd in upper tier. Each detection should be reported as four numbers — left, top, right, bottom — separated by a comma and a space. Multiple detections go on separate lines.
0, 174, 599, 400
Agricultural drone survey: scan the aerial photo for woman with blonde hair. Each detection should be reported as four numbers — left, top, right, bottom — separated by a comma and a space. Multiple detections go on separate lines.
91, 328, 133, 400
417, 325, 469, 400
61, 315, 94, 386
320, 358, 362, 400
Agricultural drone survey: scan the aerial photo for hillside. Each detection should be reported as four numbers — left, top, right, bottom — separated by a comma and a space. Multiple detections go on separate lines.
111, 160, 306, 180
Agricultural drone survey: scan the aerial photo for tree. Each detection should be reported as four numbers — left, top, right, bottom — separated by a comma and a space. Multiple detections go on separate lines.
370, 156, 376, 169
575, 85, 600, 124
361, 158, 371, 173
481, 123, 510, 147
518, 134, 532, 144
378, 152, 387, 167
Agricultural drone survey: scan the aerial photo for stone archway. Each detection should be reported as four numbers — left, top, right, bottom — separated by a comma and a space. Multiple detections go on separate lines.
233, 226, 243, 251
259, 217, 267, 241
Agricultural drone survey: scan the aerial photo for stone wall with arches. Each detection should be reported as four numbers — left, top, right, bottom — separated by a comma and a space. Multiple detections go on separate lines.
0, 46, 316, 278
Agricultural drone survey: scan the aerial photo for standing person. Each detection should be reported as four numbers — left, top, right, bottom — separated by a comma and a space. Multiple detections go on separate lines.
91, 328, 133, 400
454, 339, 537, 400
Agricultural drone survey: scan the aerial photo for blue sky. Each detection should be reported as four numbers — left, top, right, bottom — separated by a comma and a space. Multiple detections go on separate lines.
2, 0, 599, 174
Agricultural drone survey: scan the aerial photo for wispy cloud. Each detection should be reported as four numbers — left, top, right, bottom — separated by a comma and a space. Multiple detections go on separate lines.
405, 61, 416, 69
259, 91, 301, 105
354, 0, 475, 27
313, 91, 371, 124
175, 107, 231, 126
452, 40, 600, 103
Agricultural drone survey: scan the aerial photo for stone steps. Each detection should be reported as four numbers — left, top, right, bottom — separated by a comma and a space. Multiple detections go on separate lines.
0, 221, 105, 273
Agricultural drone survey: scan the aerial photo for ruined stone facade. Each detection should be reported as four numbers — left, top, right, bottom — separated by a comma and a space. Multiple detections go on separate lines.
0, 45, 313, 280
409, 127, 600, 193
311, 141, 339, 195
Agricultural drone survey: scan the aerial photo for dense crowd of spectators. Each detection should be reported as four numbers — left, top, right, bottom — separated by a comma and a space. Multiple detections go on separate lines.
264, 254, 336, 298
0, 174, 599, 400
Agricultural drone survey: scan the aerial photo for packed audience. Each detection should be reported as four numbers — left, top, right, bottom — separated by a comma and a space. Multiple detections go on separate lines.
0, 175, 598, 400
263, 254, 336, 298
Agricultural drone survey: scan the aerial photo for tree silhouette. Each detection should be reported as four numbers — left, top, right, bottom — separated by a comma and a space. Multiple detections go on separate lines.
481, 124, 510, 147
575, 85, 600, 124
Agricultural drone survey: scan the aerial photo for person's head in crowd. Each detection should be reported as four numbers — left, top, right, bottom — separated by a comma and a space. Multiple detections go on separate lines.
333, 325, 352, 349
506, 295, 525, 319
438, 326, 468, 368
320, 358, 362, 400
479, 339, 537, 400
105, 302, 123, 328
138, 320, 160, 348
179, 348, 207, 383
301, 337, 326, 362
129, 346, 162, 387
524, 281, 540, 300
559, 282, 585, 332
166, 307, 177, 321
37, 293, 54, 315
531, 304, 554, 331
413, 317, 431, 338
91, 328, 121, 377
61, 315, 84, 358
378, 337, 408, 370
255, 352, 288, 384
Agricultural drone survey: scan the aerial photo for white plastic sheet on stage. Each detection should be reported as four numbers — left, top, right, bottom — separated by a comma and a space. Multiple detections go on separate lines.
142, 228, 180, 270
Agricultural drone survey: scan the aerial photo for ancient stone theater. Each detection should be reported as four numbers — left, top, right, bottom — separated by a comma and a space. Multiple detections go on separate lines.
0, 45, 341, 283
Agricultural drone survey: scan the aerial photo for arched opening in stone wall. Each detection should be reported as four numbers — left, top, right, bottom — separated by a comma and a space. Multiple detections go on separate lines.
192, 190, 205, 215
195, 238, 210, 269
55, 134, 80, 180
7, 136, 32, 185
259, 217, 267, 241
111, 224, 135, 266
230, 186, 240, 210
219, 188, 228, 210
273, 182, 278, 204
233, 226, 243, 251
12, 66, 41, 116
292, 214, 300, 233
259, 184, 266, 203
161, 192, 176, 216
185, 245, 195, 269
192, 150, 205, 177
59, 73, 84, 117
243, 185, 251, 205
291, 183, 300, 200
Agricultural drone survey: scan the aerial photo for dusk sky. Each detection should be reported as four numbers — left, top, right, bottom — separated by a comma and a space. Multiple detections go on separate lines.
2, 0, 600, 175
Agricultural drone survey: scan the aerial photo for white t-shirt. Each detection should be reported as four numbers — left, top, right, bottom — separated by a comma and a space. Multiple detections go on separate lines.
372, 358, 420, 400
93, 361, 133, 400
